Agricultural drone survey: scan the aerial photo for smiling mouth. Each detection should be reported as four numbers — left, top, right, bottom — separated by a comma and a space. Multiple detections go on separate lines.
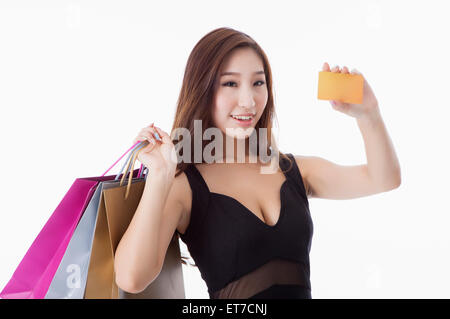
230, 114, 255, 126
230, 114, 254, 121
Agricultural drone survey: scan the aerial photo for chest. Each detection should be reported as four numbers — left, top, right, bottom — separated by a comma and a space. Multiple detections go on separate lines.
196, 163, 288, 227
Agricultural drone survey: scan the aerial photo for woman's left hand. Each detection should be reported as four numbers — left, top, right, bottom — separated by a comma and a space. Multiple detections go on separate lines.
323, 62, 380, 120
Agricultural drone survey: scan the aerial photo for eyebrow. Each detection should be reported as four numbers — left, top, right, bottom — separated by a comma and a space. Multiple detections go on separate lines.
220, 71, 265, 76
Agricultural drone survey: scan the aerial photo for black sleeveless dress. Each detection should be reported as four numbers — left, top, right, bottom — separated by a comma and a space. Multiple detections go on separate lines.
176, 153, 314, 299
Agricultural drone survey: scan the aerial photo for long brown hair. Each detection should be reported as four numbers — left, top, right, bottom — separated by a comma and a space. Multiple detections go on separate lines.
168, 27, 293, 266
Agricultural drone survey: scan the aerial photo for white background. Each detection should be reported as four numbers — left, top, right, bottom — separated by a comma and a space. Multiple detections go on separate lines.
1, 0, 449, 299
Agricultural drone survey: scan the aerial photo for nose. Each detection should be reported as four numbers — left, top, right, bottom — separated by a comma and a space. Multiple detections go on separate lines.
238, 87, 256, 109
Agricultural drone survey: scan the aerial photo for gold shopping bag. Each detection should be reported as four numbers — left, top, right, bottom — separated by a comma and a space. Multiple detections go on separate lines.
84, 142, 185, 299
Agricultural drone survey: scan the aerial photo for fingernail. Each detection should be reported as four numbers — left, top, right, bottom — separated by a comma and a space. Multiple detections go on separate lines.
331, 100, 336, 106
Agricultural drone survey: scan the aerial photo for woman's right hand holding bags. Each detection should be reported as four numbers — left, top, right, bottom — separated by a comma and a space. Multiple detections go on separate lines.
133, 123, 177, 178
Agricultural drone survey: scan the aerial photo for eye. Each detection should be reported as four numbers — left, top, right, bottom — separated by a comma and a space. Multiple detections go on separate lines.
222, 81, 237, 87
222, 81, 266, 87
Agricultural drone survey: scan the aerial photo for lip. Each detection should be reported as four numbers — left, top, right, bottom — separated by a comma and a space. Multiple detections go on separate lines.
230, 114, 254, 127
231, 113, 255, 117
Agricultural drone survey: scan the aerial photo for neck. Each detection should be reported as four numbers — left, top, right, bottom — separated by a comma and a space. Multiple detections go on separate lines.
218, 132, 263, 164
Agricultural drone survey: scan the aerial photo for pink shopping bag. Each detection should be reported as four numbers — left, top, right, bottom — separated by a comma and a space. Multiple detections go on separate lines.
0, 142, 145, 299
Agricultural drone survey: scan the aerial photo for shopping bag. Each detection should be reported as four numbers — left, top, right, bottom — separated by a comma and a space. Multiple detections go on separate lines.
118, 234, 185, 299
45, 143, 148, 299
84, 141, 185, 299
0, 142, 145, 299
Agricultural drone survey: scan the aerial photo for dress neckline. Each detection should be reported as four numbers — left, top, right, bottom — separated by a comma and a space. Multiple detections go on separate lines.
188, 157, 291, 229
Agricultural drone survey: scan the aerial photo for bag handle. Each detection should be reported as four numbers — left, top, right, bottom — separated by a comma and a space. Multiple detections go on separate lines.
102, 134, 161, 199
120, 141, 150, 199
100, 141, 149, 199
115, 142, 147, 181
102, 141, 143, 177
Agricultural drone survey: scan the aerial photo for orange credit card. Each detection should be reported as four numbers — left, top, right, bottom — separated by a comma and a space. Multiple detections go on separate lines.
317, 71, 364, 104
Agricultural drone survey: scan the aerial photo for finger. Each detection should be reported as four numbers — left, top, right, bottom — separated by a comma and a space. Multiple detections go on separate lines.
142, 127, 160, 142
134, 123, 158, 144
136, 131, 156, 145
350, 67, 361, 75
331, 99, 345, 107
322, 62, 331, 71
134, 135, 149, 144
139, 123, 156, 138
342, 66, 349, 74
153, 126, 169, 143
152, 129, 162, 142
332, 65, 340, 72
134, 136, 151, 145
142, 126, 157, 136
154, 126, 172, 144
139, 140, 156, 155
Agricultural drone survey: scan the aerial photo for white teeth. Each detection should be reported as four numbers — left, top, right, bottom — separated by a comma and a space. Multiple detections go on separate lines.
231, 115, 253, 120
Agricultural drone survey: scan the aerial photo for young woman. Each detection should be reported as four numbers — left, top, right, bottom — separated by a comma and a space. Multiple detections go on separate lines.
114, 27, 401, 299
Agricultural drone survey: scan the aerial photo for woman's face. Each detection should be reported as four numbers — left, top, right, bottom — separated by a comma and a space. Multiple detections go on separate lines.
212, 47, 268, 139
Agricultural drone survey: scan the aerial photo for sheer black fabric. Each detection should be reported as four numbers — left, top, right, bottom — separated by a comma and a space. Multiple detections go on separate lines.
176, 153, 313, 299
211, 258, 311, 299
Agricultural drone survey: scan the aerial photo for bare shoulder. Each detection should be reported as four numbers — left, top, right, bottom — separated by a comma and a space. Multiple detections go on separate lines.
171, 168, 192, 234
292, 154, 314, 198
